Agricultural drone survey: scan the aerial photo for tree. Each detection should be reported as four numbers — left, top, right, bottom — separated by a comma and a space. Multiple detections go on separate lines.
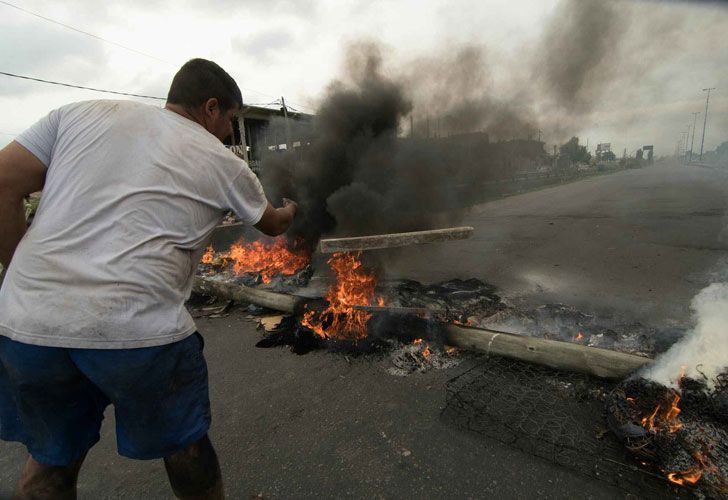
559, 137, 591, 165
601, 150, 616, 162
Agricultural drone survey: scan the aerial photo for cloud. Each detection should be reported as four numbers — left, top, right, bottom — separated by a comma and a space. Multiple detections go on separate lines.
232, 29, 295, 64
179, 0, 316, 15
0, 17, 108, 97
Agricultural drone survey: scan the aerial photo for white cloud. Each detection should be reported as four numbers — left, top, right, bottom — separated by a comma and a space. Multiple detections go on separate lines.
0, 0, 726, 154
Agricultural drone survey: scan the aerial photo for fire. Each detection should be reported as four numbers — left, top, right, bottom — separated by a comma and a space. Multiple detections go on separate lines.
446, 346, 457, 355
413, 338, 432, 358
227, 238, 309, 283
201, 245, 214, 264
574, 332, 584, 341
301, 252, 377, 340
667, 453, 706, 486
641, 390, 683, 433
641, 367, 686, 434
202, 237, 310, 283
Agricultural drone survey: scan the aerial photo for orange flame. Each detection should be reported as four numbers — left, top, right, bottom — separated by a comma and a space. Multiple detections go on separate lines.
413, 338, 432, 357
301, 252, 377, 340
574, 332, 584, 341
641, 390, 683, 434
201, 246, 214, 264
667, 453, 706, 486
203, 238, 310, 283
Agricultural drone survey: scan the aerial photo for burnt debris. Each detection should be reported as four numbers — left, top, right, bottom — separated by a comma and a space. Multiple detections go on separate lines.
606, 375, 728, 496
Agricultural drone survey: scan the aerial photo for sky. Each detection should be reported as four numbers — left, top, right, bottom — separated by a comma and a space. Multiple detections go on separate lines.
0, 0, 726, 157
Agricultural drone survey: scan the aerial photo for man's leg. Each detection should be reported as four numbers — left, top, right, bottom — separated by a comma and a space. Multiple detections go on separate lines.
15, 453, 86, 500
163, 434, 223, 500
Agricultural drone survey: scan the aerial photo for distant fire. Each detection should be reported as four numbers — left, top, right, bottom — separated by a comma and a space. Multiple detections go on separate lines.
667, 453, 706, 486
414, 338, 432, 358
574, 331, 584, 341
201, 237, 310, 283
301, 252, 380, 340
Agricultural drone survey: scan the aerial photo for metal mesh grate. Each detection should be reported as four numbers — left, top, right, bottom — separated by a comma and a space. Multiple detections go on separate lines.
442, 356, 686, 497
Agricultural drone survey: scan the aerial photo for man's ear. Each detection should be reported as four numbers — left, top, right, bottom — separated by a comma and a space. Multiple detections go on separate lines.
205, 98, 220, 116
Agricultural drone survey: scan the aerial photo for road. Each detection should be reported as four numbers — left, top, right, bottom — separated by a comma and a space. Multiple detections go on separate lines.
2, 161, 727, 498
384, 161, 728, 328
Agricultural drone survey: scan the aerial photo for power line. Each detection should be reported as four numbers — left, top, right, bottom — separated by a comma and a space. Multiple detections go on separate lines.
0, 1, 316, 112
0, 71, 166, 100
0, 0, 173, 66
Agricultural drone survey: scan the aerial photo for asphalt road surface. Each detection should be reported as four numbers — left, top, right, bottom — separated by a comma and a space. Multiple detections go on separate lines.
2, 161, 727, 498
382, 161, 728, 329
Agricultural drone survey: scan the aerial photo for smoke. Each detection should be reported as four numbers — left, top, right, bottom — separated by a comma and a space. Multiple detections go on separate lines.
259, 0, 707, 246
643, 282, 728, 389
261, 42, 548, 245
536, 0, 626, 115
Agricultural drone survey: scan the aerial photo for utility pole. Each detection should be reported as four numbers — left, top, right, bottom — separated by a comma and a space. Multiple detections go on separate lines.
689, 111, 700, 162
280, 96, 292, 151
410, 114, 414, 139
699, 87, 716, 161
537, 129, 542, 143
684, 128, 690, 164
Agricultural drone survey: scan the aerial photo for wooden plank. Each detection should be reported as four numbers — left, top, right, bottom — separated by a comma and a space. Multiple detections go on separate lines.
352, 305, 432, 316
192, 277, 301, 313
194, 278, 652, 380
317, 226, 474, 253
444, 324, 651, 380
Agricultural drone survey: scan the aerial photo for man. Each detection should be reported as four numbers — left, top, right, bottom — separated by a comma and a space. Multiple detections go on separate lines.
0, 58, 296, 499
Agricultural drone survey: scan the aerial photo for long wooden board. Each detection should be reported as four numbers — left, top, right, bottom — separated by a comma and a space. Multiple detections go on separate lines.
193, 277, 301, 313
444, 324, 651, 379
193, 278, 651, 380
318, 226, 474, 253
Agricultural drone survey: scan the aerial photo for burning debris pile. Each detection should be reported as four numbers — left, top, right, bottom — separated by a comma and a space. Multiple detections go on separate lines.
255, 251, 464, 359
607, 373, 728, 495
301, 251, 381, 341
442, 355, 728, 497
393, 278, 505, 325
199, 237, 312, 291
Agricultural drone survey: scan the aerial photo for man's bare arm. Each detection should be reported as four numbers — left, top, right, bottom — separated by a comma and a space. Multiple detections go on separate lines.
253, 198, 297, 236
0, 141, 47, 268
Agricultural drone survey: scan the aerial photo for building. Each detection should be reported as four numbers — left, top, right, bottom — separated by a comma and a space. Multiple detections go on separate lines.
225, 104, 314, 174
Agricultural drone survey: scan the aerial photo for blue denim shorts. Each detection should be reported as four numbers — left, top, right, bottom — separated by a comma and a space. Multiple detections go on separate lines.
0, 332, 210, 466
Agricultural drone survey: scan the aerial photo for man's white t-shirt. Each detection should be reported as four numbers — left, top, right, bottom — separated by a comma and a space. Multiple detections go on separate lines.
0, 100, 268, 349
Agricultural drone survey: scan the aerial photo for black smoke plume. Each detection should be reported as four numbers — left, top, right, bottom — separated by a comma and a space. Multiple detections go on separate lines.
259, 0, 698, 248
260, 44, 545, 246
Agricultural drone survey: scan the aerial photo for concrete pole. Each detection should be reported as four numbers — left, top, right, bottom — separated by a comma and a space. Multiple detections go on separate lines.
699, 87, 716, 161
689, 111, 700, 162
281, 96, 292, 151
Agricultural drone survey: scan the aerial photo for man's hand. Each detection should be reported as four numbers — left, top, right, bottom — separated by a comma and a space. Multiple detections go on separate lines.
0, 141, 46, 268
253, 198, 298, 236
282, 197, 298, 214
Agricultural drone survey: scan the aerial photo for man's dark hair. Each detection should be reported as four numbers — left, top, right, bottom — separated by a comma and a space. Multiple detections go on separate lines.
167, 58, 243, 112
